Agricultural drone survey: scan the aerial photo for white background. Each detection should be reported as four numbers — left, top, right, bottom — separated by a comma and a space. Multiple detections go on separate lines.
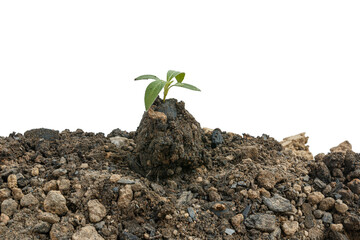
1, 1, 359, 155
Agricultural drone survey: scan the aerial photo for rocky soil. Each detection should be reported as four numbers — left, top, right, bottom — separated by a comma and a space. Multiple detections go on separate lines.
1, 102, 360, 240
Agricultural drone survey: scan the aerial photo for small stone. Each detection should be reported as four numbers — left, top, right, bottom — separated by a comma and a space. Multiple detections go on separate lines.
52, 168, 67, 178
187, 207, 196, 221
211, 128, 224, 148
293, 184, 302, 192
347, 178, 360, 195
322, 212, 333, 224
263, 194, 293, 213
43, 180, 58, 192
259, 188, 271, 198
57, 179, 71, 191
244, 213, 276, 232
282, 221, 299, 236
7, 174, 17, 189
38, 212, 60, 223
31, 167, 39, 176
240, 189, 248, 198
0, 213, 10, 225
88, 199, 107, 223
196, 177, 203, 183
109, 174, 121, 183
117, 179, 135, 185
212, 203, 226, 211
314, 178, 327, 189
80, 163, 89, 169
248, 189, 260, 199
330, 223, 343, 232
0, 188, 11, 201
118, 185, 133, 208
20, 193, 39, 207
330, 141, 352, 153
308, 192, 324, 205
72, 225, 104, 240
231, 214, 244, 231
257, 170, 276, 190
50, 222, 75, 240
11, 188, 24, 201
110, 136, 131, 148
303, 185, 312, 194
335, 200, 348, 214
208, 191, 221, 202
33, 221, 51, 233
225, 228, 235, 235
319, 197, 335, 211
313, 209, 324, 219
44, 190, 68, 215
1, 198, 18, 216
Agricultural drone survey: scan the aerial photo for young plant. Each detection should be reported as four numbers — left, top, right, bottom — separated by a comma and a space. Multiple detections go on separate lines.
135, 70, 201, 111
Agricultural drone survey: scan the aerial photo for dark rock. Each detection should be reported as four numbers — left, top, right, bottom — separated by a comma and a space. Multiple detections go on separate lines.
211, 128, 224, 148
327, 230, 350, 240
347, 178, 360, 194
343, 214, 360, 231
242, 204, 252, 219
314, 178, 327, 189
244, 213, 277, 232
322, 212, 333, 224
302, 203, 315, 229
24, 128, 59, 141
262, 194, 293, 213
32, 221, 51, 233
120, 231, 140, 240
187, 207, 196, 221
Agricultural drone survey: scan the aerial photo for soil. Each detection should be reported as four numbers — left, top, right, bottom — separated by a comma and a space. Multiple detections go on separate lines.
0, 98, 359, 240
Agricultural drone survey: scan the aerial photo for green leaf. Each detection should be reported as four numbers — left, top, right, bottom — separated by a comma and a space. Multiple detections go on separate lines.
167, 70, 185, 83
135, 74, 160, 81
144, 80, 166, 110
173, 82, 201, 91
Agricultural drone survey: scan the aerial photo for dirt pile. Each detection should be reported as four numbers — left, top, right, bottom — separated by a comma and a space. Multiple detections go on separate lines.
0, 104, 360, 239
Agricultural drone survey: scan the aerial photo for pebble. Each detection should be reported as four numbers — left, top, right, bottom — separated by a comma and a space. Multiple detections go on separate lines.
319, 197, 335, 211
257, 170, 276, 190
330, 223, 343, 232
118, 185, 133, 208
109, 174, 121, 183
20, 193, 39, 207
335, 200, 348, 214
0, 188, 11, 201
282, 221, 299, 236
307, 192, 324, 205
117, 179, 135, 185
37, 212, 60, 223
44, 190, 68, 215
208, 190, 221, 202
52, 168, 67, 178
7, 174, 17, 189
32, 221, 51, 233
80, 163, 89, 169
43, 180, 58, 192
303, 185, 312, 194
313, 209, 324, 219
1, 198, 18, 216
225, 228, 235, 235
293, 183, 302, 192
188, 207, 196, 221
248, 189, 260, 199
0, 213, 10, 225
31, 167, 39, 176
72, 225, 104, 240
58, 178, 71, 191
11, 187, 24, 201
211, 128, 224, 148
88, 199, 107, 223
263, 194, 293, 213
244, 213, 276, 232
231, 214, 244, 231
347, 178, 360, 194
322, 212, 333, 224
314, 178, 327, 189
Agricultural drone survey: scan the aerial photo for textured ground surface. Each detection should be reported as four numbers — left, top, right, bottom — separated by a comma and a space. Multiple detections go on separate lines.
0, 121, 360, 239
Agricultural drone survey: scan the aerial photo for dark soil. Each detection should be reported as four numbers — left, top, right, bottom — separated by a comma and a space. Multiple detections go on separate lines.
0, 99, 359, 240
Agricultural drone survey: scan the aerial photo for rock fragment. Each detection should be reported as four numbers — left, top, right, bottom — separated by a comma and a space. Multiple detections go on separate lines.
88, 199, 107, 223
72, 225, 104, 240
262, 194, 293, 213
44, 190, 68, 215
244, 213, 276, 232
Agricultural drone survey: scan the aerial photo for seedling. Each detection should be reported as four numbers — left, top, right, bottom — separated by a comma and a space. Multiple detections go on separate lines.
135, 70, 201, 111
